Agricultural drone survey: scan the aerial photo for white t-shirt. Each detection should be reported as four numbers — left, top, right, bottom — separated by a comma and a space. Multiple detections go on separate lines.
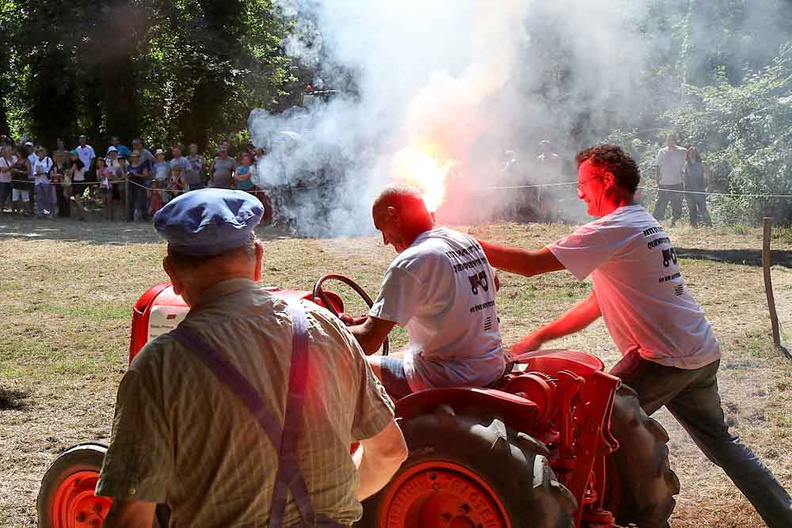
655, 146, 687, 186
369, 227, 507, 391
547, 205, 720, 370
28, 153, 38, 179
33, 156, 53, 184
76, 145, 96, 171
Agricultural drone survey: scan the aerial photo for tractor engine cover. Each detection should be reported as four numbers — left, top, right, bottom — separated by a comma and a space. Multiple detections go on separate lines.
128, 282, 344, 363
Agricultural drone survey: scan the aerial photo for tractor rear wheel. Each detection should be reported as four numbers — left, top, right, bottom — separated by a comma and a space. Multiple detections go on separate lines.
356, 406, 576, 528
37, 442, 170, 528
607, 386, 680, 528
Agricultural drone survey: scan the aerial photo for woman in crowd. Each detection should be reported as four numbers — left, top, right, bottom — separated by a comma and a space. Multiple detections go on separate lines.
0, 146, 14, 215
683, 146, 713, 228
10, 146, 31, 216
50, 150, 70, 218
67, 150, 87, 220
33, 146, 55, 218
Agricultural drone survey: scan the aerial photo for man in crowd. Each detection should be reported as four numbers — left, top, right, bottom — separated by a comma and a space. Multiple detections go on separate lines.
478, 144, 792, 528
76, 134, 96, 175
347, 185, 508, 398
107, 136, 131, 159
653, 135, 686, 226
168, 143, 191, 191
131, 138, 155, 168
52, 138, 68, 159
209, 145, 235, 188
97, 189, 406, 526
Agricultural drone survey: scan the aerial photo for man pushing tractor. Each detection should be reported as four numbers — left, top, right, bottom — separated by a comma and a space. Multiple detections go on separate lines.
479, 144, 792, 527
37, 145, 792, 528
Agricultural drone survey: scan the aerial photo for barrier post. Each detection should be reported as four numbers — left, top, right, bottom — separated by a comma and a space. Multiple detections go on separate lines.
762, 217, 791, 359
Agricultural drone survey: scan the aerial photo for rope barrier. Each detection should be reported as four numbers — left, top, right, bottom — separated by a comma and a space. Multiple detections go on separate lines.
8, 178, 792, 199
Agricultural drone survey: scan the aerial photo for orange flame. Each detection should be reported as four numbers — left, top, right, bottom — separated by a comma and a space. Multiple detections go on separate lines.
390, 144, 456, 212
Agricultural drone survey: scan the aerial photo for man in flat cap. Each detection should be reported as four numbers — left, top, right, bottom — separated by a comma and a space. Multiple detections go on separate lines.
97, 189, 407, 526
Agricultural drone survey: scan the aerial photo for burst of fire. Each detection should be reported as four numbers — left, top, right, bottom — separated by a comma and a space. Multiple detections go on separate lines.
390, 144, 456, 212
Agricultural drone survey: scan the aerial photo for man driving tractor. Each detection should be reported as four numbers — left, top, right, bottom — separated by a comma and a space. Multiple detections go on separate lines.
347, 185, 509, 398
478, 143, 792, 528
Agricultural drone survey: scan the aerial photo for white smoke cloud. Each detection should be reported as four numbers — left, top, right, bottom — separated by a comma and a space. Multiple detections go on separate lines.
250, 0, 532, 236
249, 0, 790, 236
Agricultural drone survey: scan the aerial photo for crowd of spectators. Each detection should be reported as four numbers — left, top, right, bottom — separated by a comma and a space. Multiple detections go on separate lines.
0, 134, 269, 221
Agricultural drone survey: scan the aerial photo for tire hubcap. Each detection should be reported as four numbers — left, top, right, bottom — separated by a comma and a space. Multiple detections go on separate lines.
53, 471, 112, 527
378, 461, 510, 528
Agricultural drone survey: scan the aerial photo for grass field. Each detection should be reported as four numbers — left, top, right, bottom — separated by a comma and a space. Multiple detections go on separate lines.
1, 217, 792, 526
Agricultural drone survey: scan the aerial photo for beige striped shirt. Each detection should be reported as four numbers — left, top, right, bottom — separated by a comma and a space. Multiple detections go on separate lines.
97, 279, 395, 526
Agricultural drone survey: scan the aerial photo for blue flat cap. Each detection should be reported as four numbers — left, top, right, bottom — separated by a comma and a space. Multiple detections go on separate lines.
153, 188, 264, 256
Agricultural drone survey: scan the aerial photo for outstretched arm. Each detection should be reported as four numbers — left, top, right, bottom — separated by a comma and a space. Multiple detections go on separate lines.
478, 241, 564, 278
512, 290, 601, 355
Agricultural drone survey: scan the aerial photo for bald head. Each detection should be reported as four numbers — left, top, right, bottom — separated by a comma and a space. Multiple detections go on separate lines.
372, 185, 434, 253
373, 185, 429, 214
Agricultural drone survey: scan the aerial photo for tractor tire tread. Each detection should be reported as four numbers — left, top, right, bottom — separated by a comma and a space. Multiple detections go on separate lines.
610, 386, 680, 528
357, 405, 576, 528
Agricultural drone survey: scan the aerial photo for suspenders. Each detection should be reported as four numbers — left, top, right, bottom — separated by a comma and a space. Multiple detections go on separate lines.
170, 303, 347, 528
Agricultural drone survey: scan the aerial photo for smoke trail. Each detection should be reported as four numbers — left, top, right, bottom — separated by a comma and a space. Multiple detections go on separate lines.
249, 0, 792, 236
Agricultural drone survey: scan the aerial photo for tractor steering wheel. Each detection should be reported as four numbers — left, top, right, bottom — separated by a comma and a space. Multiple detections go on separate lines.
312, 274, 390, 356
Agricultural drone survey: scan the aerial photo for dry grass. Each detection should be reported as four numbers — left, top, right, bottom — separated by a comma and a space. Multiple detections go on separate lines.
1, 217, 791, 526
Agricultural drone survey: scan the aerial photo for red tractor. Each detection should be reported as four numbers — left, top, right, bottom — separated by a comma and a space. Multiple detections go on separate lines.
38, 276, 679, 528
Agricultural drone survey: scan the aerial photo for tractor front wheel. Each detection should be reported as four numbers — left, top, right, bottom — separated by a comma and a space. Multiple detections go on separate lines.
37, 442, 170, 528
356, 406, 576, 528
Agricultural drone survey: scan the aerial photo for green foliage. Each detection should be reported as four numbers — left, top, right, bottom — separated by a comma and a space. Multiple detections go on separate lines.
664, 44, 792, 224
0, 0, 299, 149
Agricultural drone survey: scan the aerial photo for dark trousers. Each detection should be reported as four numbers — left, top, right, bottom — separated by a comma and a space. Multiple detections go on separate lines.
127, 182, 149, 221
685, 192, 712, 227
611, 351, 792, 528
653, 184, 683, 225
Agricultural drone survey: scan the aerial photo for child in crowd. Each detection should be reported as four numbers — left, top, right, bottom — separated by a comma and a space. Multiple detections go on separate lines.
149, 179, 164, 216
96, 157, 114, 220
67, 150, 87, 220
50, 151, 70, 217
167, 165, 185, 201
233, 152, 255, 194
33, 146, 55, 218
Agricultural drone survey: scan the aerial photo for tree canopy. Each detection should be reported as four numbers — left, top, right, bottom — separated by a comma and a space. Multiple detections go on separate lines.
0, 0, 301, 150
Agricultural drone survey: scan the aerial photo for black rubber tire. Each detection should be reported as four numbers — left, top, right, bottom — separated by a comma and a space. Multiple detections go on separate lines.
608, 386, 681, 528
37, 442, 170, 527
356, 405, 576, 528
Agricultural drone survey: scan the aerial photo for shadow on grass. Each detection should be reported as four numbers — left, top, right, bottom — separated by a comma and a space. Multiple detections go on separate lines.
0, 217, 297, 246
677, 247, 792, 268
0, 387, 30, 410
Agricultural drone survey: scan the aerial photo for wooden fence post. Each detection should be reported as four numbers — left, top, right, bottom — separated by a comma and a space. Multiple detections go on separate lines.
762, 217, 792, 359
